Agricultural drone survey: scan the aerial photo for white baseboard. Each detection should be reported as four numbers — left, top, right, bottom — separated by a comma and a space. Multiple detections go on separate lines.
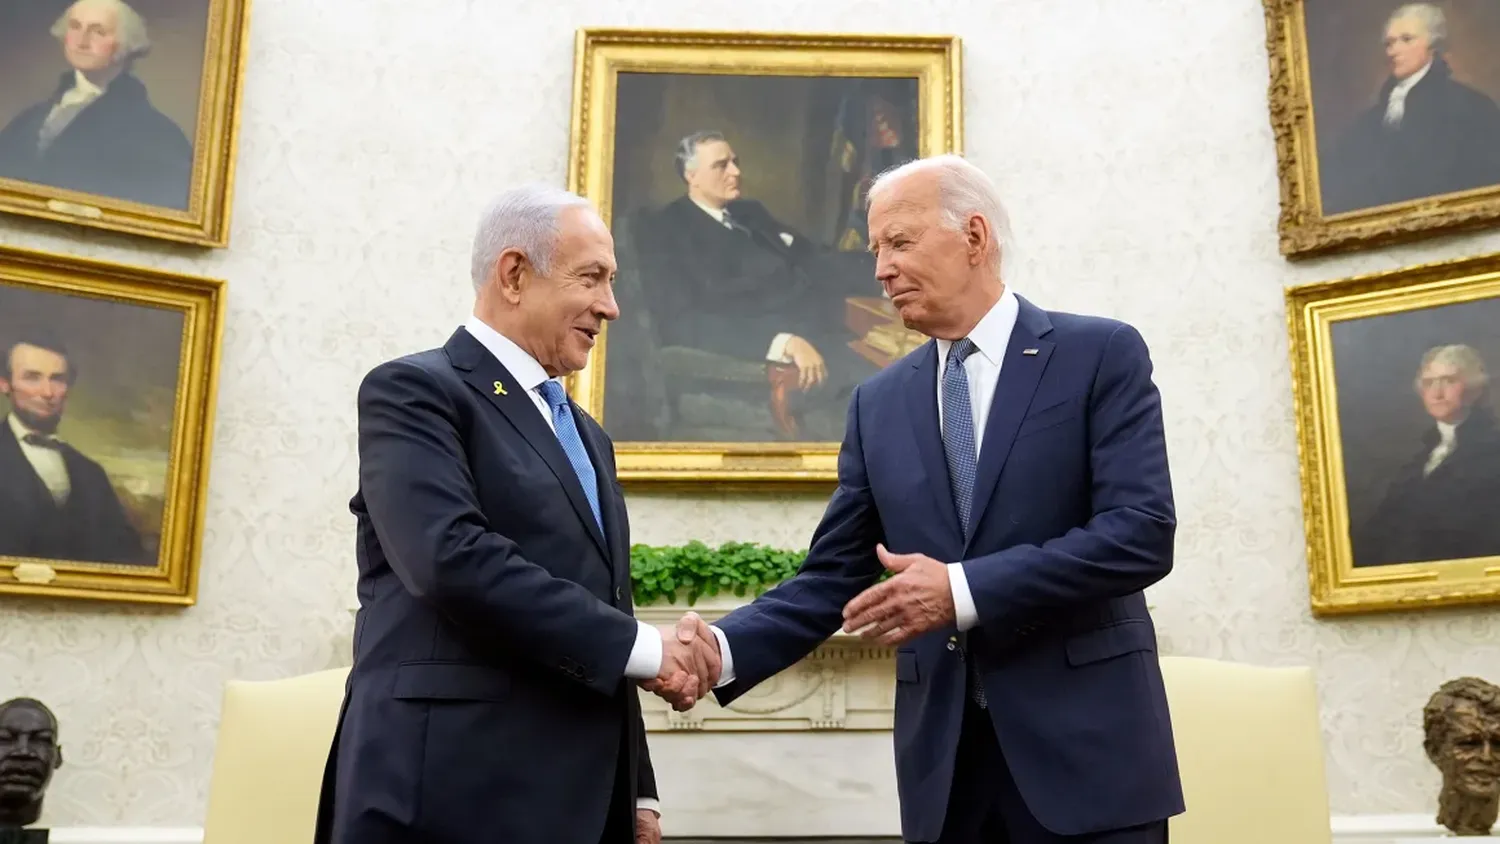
37, 815, 1461, 843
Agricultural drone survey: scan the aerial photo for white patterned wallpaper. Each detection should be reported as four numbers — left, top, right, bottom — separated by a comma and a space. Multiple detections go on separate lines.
1, 0, 1498, 828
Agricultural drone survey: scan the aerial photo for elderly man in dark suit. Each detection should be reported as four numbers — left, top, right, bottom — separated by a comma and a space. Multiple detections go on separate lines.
0, 0, 193, 209
313, 184, 719, 844
633, 130, 879, 431
0, 334, 146, 566
668, 154, 1183, 843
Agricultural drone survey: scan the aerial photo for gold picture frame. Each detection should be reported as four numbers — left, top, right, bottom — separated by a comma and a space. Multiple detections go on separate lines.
565, 28, 963, 485
0, 0, 252, 247
1287, 252, 1500, 615
1264, 0, 1500, 259
0, 244, 225, 604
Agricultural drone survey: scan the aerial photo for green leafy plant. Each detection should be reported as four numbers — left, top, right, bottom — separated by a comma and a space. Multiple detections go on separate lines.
630, 541, 805, 606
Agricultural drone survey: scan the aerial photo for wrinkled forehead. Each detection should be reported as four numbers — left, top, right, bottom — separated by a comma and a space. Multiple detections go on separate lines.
1420, 360, 1462, 380
555, 206, 616, 267
0, 705, 53, 734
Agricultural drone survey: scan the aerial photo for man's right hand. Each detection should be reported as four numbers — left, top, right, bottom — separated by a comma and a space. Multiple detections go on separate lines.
640, 612, 721, 711
784, 335, 827, 390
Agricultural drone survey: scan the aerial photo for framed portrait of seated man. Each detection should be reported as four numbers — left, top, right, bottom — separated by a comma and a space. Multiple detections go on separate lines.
1265, 0, 1500, 258
0, 0, 250, 247
565, 28, 962, 484
0, 244, 224, 604
1287, 252, 1500, 615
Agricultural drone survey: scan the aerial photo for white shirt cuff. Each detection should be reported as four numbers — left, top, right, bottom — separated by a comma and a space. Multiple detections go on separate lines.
948, 562, 979, 632
709, 625, 736, 687
635, 797, 660, 816
767, 332, 794, 362
623, 620, 663, 680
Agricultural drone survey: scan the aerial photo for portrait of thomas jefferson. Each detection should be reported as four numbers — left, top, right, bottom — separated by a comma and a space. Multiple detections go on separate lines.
0, 0, 195, 210
1349, 343, 1500, 567
1314, 2, 1500, 215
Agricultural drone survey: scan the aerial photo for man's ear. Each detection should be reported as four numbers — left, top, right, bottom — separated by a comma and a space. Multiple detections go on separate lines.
493, 248, 530, 304
964, 214, 991, 268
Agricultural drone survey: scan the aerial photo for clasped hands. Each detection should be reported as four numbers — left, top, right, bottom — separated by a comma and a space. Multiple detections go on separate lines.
639, 544, 954, 710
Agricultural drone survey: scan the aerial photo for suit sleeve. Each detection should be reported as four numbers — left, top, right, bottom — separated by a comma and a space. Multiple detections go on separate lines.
635, 712, 658, 811
356, 359, 641, 695
961, 323, 1176, 624
711, 385, 886, 706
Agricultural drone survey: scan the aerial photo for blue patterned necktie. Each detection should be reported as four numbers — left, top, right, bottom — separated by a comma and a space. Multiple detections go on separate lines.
537, 380, 603, 534
941, 338, 987, 708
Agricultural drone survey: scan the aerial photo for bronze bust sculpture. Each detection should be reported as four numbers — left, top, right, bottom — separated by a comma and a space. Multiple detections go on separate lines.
0, 698, 62, 829
1424, 677, 1500, 836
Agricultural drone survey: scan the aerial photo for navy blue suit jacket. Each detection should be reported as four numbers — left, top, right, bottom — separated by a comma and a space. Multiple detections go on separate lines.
712, 296, 1184, 841
313, 328, 655, 844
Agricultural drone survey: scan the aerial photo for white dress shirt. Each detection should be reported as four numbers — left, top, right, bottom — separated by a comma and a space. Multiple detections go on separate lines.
1384, 61, 1431, 127
708, 288, 1020, 684
688, 198, 799, 363
463, 316, 661, 815
1424, 419, 1457, 476
39, 70, 106, 150
9, 414, 71, 504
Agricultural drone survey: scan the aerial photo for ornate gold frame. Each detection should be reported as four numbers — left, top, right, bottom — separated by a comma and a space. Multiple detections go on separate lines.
1264, 0, 1500, 258
0, 244, 226, 604
1287, 253, 1500, 615
565, 28, 963, 485
0, 0, 252, 247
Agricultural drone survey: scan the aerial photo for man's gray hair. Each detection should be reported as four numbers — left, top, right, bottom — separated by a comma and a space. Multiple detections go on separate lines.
866, 153, 1016, 280
52, 0, 151, 64
469, 184, 593, 292
674, 130, 726, 181
1389, 3, 1447, 52
1416, 344, 1488, 393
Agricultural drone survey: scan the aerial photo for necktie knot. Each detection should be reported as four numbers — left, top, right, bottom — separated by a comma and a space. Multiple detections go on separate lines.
947, 338, 978, 369
538, 380, 568, 411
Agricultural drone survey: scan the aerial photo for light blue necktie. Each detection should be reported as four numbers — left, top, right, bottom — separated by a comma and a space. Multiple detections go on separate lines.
941, 338, 987, 708
537, 380, 603, 534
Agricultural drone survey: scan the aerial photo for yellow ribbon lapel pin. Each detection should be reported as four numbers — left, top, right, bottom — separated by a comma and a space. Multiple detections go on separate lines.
493, 380, 507, 396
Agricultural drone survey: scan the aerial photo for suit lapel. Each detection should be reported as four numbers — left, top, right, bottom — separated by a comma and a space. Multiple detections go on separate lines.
902, 342, 965, 542
445, 329, 610, 561
964, 297, 1055, 554
577, 417, 630, 588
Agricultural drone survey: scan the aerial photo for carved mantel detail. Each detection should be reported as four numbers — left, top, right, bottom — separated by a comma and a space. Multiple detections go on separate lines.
635, 600, 897, 733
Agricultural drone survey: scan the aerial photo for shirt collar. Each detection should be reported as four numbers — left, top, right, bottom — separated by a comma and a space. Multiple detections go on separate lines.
936, 286, 1018, 369
690, 196, 728, 223
1392, 61, 1432, 96
71, 70, 106, 97
463, 315, 555, 394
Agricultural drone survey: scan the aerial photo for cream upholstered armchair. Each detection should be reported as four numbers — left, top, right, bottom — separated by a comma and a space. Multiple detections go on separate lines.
1160, 656, 1334, 844
201, 667, 349, 843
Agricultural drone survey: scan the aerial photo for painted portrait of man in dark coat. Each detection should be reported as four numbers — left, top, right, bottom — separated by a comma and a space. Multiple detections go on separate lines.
1316, 2, 1500, 216
0, 0, 194, 210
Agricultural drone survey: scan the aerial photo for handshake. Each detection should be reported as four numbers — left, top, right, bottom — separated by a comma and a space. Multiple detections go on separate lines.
639, 612, 720, 711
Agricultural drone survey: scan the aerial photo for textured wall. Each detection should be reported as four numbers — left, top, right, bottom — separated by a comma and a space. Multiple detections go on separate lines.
1, 0, 1498, 828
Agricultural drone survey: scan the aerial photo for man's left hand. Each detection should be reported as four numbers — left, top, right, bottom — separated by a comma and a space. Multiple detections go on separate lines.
842, 544, 954, 645
636, 808, 662, 844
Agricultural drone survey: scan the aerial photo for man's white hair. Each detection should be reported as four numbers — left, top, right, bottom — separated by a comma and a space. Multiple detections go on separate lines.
469, 184, 594, 292
52, 0, 152, 63
1389, 3, 1447, 52
1417, 344, 1488, 393
866, 153, 1016, 281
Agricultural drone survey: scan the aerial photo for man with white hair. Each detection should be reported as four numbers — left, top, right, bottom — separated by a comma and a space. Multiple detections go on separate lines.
0, 0, 193, 209
1320, 2, 1500, 214
313, 185, 719, 844
1352, 343, 1500, 567
660, 154, 1184, 842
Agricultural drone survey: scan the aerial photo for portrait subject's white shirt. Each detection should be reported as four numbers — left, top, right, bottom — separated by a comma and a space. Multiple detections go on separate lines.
1424, 419, 1458, 476
38, 71, 106, 148
463, 316, 662, 815
688, 197, 798, 363
708, 289, 1020, 685
1384, 60, 1432, 126
9, 414, 70, 504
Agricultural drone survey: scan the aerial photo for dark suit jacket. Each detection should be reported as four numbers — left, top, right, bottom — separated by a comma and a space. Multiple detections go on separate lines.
711, 296, 1184, 841
1352, 405, 1500, 567
313, 328, 656, 844
1321, 57, 1500, 215
0, 72, 193, 209
634, 196, 866, 361
0, 423, 146, 565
